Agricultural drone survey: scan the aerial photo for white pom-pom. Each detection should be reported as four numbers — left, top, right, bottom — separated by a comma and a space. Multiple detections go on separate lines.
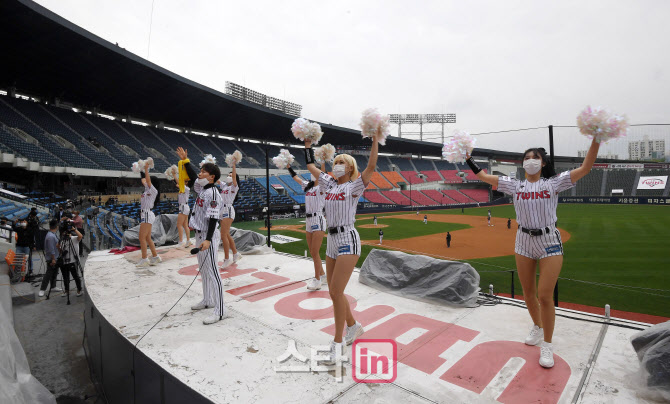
131, 162, 141, 173
225, 150, 243, 167
359, 108, 390, 146
305, 122, 323, 145
315, 143, 336, 165
272, 149, 295, 169
164, 165, 179, 180
577, 106, 629, 144
200, 154, 217, 167
442, 130, 476, 163
145, 157, 155, 169
291, 118, 310, 141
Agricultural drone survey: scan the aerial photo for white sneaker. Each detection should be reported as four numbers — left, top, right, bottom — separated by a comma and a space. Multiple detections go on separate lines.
136, 258, 150, 268
61, 291, 67, 297
233, 252, 242, 262
76, 290, 84, 297
183, 240, 193, 248
52, 287, 62, 292
221, 259, 233, 270
306, 277, 321, 290
525, 325, 544, 346
191, 301, 208, 310
320, 275, 327, 285
203, 309, 228, 325
149, 255, 162, 266
539, 341, 554, 368
344, 322, 364, 345
38, 290, 45, 297
321, 341, 344, 366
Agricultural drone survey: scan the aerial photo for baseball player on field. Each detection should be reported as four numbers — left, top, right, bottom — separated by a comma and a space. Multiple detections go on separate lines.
302, 126, 381, 365
189, 161, 226, 325
423, 214, 428, 224
373, 215, 377, 226
218, 162, 242, 269
288, 164, 327, 290
378, 229, 383, 244
487, 209, 492, 226
136, 163, 162, 268
465, 138, 600, 368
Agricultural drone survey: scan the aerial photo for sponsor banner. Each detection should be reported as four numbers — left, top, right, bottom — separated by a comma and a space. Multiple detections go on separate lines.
271, 184, 284, 189
269, 235, 302, 244
560, 197, 670, 205
592, 163, 609, 168
609, 163, 644, 169
638, 176, 668, 190
644, 163, 670, 169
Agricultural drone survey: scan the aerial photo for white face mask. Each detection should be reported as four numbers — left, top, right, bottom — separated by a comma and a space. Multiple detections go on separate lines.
332, 164, 347, 178
225, 176, 233, 185
195, 178, 209, 186
523, 158, 542, 175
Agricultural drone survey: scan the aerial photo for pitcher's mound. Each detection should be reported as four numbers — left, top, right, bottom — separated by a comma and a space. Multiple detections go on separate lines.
358, 224, 389, 229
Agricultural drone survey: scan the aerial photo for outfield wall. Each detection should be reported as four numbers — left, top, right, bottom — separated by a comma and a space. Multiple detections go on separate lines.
357, 198, 511, 214
559, 196, 670, 205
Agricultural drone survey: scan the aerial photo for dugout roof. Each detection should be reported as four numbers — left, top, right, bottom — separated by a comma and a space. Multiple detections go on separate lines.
0, 0, 442, 156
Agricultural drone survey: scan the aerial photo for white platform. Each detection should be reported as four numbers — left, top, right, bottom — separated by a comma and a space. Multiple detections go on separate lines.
84, 247, 653, 404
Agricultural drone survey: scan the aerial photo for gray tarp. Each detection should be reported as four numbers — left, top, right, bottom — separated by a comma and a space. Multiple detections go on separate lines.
123, 215, 268, 253
630, 321, 670, 402
359, 249, 480, 308
0, 303, 56, 404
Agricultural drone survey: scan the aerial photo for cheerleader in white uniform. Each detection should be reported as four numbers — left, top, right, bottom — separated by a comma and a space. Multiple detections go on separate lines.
136, 164, 161, 268
176, 182, 192, 248
303, 127, 381, 365
218, 161, 242, 269
288, 165, 326, 290
465, 139, 600, 368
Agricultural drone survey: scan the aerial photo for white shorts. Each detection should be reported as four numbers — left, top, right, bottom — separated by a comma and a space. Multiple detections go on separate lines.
326, 226, 361, 259
140, 211, 155, 225
514, 227, 564, 260
305, 214, 326, 233
219, 205, 235, 221
179, 204, 190, 215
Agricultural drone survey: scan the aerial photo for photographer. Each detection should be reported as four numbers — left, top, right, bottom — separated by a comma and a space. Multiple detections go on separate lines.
13, 217, 36, 276
72, 210, 85, 257
58, 220, 83, 297
39, 219, 62, 297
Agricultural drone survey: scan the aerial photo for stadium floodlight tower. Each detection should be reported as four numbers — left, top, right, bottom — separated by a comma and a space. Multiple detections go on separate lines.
389, 113, 456, 143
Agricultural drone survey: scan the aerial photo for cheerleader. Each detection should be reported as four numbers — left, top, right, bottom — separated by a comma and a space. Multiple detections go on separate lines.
176, 180, 192, 248
303, 127, 380, 365
136, 164, 161, 268
218, 161, 242, 269
465, 139, 600, 368
287, 164, 326, 290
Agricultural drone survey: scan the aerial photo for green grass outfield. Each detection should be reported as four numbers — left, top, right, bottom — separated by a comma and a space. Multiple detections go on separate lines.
234, 205, 670, 317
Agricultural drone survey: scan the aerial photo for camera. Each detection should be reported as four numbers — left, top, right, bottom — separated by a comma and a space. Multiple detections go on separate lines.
59, 219, 75, 234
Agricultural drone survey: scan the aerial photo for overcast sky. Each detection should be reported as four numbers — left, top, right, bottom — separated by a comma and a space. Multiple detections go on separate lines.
34, 0, 670, 158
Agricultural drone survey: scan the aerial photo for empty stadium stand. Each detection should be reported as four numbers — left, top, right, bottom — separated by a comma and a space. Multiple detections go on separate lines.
422, 189, 457, 205
605, 169, 637, 195
460, 189, 489, 203
366, 172, 393, 190
381, 191, 411, 205
574, 170, 603, 196
380, 171, 406, 187
401, 171, 425, 185
420, 170, 443, 182
401, 190, 439, 206
441, 170, 463, 183
442, 190, 473, 203
388, 157, 414, 171
363, 191, 393, 204
412, 159, 434, 171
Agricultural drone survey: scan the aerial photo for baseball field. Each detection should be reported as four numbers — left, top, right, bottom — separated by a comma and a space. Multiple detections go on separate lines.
233, 204, 670, 319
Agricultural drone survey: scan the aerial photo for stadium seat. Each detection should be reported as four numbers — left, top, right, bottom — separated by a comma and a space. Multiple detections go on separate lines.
382, 191, 411, 205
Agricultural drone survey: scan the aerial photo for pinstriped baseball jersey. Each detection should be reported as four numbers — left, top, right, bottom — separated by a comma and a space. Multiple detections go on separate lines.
178, 186, 190, 206
219, 184, 238, 205
302, 181, 326, 214
189, 184, 222, 231
141, 185, 158, 211
497, 171, 575, 229
319, 172, 365, 228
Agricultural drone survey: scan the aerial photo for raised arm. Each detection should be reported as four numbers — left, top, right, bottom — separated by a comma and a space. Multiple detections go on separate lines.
303, 140, 322, 179
288, 165, 304, 185
360, 130, 379, 186
465, 151, 498, 187
570, 139, 600, 183
144, 163, 152, 188
231, 161, 238, 187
